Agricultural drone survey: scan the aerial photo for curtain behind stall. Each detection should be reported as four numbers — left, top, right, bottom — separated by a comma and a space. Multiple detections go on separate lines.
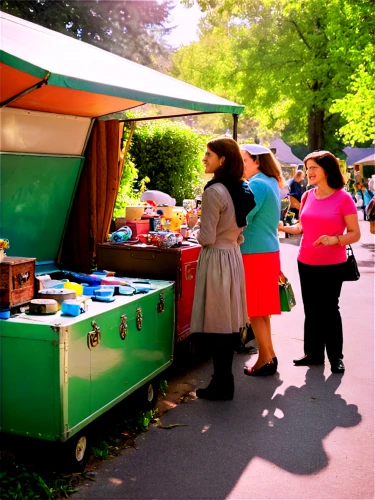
60, 119, 124, 273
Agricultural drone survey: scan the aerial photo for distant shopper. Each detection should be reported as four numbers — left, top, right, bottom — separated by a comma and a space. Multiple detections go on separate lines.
240, 144, 285, 377
354, 165, 363, 189
279, 151, 360, 373
288, 170, 306, 219
191, 137, 256, 400
362, 184, 374, 220
368, 175, 375, 195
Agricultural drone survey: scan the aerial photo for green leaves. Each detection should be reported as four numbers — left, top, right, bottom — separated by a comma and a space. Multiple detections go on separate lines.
172, 0, 375, 149
0, 0, 172, 69
129, 120, 207, 205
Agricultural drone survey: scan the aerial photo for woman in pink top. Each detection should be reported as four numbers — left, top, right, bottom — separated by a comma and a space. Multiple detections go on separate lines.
279, 151, 360, 373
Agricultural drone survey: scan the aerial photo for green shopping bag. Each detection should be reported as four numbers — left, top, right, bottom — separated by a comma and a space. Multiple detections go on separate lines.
279, 271, 296, 312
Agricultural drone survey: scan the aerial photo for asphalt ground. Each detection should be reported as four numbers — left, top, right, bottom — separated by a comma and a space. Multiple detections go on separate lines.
74, 219, 374, 500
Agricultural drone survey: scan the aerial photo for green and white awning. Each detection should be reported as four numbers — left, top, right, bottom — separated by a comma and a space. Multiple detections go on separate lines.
0, 12, 244, 118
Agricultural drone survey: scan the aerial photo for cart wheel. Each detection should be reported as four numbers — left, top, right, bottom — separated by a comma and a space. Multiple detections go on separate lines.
139, 378, 160, 410
61, 432, 90, 472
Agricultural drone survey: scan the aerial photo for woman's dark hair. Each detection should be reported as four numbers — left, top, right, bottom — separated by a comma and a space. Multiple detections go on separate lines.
304, 150, 345, 189
207, 137, 244, 183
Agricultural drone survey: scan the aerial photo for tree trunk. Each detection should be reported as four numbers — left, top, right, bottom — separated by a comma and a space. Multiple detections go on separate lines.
307, 107, 325, 151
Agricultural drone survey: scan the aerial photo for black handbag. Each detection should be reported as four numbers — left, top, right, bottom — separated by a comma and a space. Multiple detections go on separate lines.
343, 245, 360, 281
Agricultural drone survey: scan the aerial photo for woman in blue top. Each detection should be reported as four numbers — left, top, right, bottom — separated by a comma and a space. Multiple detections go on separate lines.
240, 144, 285, 376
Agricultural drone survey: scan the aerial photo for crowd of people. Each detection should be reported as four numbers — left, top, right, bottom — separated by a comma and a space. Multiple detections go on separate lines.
191, 138, 361, 401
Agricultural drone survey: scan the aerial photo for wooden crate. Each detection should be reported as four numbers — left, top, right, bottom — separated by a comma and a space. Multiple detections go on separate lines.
0, 257, 36, 307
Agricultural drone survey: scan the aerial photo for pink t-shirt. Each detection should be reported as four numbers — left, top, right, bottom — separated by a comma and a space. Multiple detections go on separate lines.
298, 188, 357, 265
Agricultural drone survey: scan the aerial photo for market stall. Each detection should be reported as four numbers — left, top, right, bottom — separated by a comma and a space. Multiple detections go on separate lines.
0, 12, 245, 469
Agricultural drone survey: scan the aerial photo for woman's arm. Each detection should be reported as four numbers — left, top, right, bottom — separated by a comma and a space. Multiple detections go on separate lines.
197, 188, 222, 246
278, 221, 303, 235
313, 214, 361, 246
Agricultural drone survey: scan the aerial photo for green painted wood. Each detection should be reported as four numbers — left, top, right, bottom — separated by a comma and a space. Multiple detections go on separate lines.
0, 322, 61, 440
0, 153, 83, 264
0, 282, 175, 442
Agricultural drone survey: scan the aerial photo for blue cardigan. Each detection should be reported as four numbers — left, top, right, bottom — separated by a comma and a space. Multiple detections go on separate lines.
240, 172, 280, 255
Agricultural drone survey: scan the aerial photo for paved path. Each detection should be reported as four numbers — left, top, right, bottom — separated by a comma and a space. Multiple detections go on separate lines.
74, 220, 374, 500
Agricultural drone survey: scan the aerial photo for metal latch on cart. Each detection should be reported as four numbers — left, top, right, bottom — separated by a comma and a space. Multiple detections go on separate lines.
119, 314, 128, 340
87, 320, 101, 349
136, 308, 142, 330
157, 293, 165, 313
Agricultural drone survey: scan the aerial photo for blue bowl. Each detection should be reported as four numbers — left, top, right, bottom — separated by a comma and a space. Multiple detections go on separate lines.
0, 308, 10, 320
94, 286, 115, 299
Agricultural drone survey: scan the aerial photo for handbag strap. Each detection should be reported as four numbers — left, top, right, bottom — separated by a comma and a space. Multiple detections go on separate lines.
346, 245, 354, 257
299, 188, 312, 215
279, 271, 287, 285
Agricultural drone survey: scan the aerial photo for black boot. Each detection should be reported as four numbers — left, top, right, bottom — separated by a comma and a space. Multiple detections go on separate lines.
196, 334, 235, 400
196, 374, 234, 400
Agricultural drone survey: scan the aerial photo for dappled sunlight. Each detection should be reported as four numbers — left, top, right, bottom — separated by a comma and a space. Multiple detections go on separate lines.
108, 477, 123, 485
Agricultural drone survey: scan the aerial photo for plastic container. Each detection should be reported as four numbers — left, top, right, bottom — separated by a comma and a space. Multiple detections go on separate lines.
156, 205, 173, 218
126, 220, 150, 238
41, 279, 64, 289
170, 207, 187, 231
81, 284, 101, 297
118, 285, 136, 296
61, 300, 82, 317
94, 286, 115, 299
0, 308, 11, 320
38, 288, 76, 307
111, 226, 132, 243
63, 282, 83, 296
126, 206, 146, 220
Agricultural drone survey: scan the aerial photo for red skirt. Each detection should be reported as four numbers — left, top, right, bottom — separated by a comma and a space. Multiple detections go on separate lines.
242, 252, 281, 317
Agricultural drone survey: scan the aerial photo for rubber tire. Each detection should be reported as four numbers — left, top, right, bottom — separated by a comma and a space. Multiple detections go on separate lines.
139, 378, 160, 410
60, 432, 90, 472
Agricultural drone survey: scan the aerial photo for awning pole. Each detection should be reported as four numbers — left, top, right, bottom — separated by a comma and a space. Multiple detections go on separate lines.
0, 72, 50, 108
232, 114, 238, 141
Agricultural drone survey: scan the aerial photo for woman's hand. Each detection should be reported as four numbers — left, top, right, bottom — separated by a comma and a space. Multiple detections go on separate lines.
278, 221, 285, 232
313, 235, 337, 246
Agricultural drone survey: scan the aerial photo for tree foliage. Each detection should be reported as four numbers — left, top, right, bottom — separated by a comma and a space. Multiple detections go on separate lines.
0, 0, 173, 68
129, 120, 207, 205
174, 0, 375, 151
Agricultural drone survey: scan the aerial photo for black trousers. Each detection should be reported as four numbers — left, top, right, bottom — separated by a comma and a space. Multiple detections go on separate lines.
298, 260, 346, 362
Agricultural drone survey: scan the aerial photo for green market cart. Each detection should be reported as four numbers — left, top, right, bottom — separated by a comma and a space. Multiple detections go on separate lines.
0, 11, 245, 469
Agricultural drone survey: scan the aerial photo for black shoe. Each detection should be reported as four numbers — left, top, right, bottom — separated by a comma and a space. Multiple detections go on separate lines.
293, 355, 324, 366
244, 361, 276, 377
272, 357, 278, 367
330, 359, 345, 373
196, 376, 234, 400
